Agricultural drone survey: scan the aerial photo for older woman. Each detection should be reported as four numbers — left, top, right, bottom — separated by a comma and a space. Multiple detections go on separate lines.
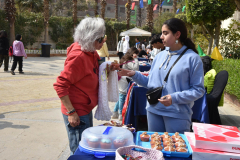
53, 17, 105, 154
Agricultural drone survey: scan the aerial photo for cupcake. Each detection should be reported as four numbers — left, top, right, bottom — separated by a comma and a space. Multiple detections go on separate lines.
113, 136, 126, 148
161, 132, 170, 139
163, 137, 173, 142
164, 145, 176, 152
151, 142, 163, 150
140, 132, 150, 142
151, 132, 159, 138
150, 138, 161, 146
175, 142, 186, 147
100, 138, 112, 149
87, 136, 100, 148
171, 132, 180, 140
163, 141, 174, 147
174, 137, 185, 143
176, 147, 188, 152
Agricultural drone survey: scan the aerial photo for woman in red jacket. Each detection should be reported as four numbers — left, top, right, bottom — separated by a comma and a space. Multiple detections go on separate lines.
53, 17, 106, 155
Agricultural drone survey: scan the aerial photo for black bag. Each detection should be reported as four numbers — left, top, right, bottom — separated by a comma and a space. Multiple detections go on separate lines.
146, 48, 188, 105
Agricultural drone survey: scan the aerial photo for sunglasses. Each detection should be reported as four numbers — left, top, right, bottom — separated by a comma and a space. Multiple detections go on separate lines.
96, 35, 105, 43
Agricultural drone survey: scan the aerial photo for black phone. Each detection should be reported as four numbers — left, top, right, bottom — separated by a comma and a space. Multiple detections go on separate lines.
67, 120, 86, 127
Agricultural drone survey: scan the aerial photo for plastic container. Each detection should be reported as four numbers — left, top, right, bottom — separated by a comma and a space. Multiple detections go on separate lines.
136, 131, 193, 158
79, 126, 134, 158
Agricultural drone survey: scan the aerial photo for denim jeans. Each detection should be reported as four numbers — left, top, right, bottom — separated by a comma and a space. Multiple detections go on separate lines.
113, 93, 126, 114
62, 111, 93, 154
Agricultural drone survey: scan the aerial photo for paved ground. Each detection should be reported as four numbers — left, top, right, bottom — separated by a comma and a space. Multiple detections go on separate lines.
0, 57, 239, 160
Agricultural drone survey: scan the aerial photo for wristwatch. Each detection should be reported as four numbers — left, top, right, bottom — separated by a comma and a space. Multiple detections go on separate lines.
66, 108, 76, 115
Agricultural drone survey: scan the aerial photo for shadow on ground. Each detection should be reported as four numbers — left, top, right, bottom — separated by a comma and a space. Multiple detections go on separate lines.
221, 114, 240, 128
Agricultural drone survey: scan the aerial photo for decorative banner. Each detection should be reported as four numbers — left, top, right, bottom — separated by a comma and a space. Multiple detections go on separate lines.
125, 3, 128, 8
211, 47, 223, 60
140, 0, 144, 8
153, 4, 158, 11
160, 1, 165, 7
197, 44, 207, 57
182, 5, 186, 12
131, 2, 135, 10
148, 0, 151, 5
167, 0, 170, 2
176, 8, 180, 14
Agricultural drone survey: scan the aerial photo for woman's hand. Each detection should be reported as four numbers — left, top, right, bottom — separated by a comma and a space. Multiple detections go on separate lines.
109, 62, 120, 71
158, 95, 172, 106
118, 68, 136, 77
68, 112, 80, 127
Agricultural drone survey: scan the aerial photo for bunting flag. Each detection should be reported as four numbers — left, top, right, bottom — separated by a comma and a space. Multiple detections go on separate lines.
197, 44, 206, 57
131, 2, 135, 10
140, 0, 144, 8
153, 4, 158, 11
176, 8, 180, 14
182, 5, 186, 12
167, 0, 170, 2
160, 1, 165, 7
148, 0, 151, 4
211, 47, 223, 60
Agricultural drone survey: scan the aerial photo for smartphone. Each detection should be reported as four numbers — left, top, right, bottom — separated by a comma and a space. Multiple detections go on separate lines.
161, 96, 168, 100
67, 120, 86, 128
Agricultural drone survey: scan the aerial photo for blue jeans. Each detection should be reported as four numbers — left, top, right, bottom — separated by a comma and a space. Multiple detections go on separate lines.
62, 111, 93, 154
113, 93, 126, 114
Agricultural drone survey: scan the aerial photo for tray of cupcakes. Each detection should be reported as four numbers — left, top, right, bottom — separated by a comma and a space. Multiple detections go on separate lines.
79, 126, 135, 158
136, 131, 193, 158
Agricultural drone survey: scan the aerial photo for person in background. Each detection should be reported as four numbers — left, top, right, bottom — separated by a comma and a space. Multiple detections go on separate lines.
141, 42, 146, 51
138, 45, 148, 58
116, 18, 205, 134
11, 34, 27, 75
135, 37, 140, 48
53, 17, 106, 155
149, 34, 165, 60
143, 38, 148, 47
117, 37, 125, 60
0, 30, 10, 72
112, 47, 139, 120
122, 35, 130, 55
97, 35, 109, 61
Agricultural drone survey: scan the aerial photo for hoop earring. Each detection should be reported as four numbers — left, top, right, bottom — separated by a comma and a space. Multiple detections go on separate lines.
175, 40, 178, 44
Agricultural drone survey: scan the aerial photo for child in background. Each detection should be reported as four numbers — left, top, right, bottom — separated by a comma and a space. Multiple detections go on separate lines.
112, 47, 139, 120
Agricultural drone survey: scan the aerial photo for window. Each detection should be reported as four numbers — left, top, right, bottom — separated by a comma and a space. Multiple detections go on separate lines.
107, 7, 111, 11
120, 7, 125, 13
167, 9, 169, 12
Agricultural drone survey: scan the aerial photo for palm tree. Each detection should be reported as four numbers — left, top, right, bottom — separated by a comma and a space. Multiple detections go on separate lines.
146, 1, 153, 32
73, 0, 77, 28
137, 0, 141, 27
15, 0, 43, 12
172, 0, 177, 14
44, 0, 49, 43
126, 0, 131, 29
235, 0, 240, 11
115, 0, 118, 20
5, 0, 16, 44
100, 0, 106, 19
94, 0, 98, 17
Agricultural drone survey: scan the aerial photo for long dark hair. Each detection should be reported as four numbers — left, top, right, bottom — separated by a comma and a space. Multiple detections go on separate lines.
163, 18, 198, 54
120, 47, 139, 64
15, 34, 22, 41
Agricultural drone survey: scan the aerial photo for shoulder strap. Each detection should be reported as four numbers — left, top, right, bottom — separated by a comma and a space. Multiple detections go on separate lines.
164, 48, 188, 82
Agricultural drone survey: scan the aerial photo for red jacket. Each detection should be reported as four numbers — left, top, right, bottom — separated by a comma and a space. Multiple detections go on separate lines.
53, 42, 100, 116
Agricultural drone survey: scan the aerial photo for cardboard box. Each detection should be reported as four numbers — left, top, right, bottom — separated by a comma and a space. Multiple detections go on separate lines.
185, 132, 240, 160
193, 122, 240, 154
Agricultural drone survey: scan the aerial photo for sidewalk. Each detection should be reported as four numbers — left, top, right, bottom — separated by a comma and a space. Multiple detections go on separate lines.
0, 57, 239, 160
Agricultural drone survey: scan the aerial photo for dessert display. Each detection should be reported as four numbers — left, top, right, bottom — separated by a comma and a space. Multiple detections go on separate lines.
100, 138, 112, 149
176, 147, 188, 152
163, 141, 174, 147
164, 145, 176, 152
171, 132, 180, 140
140, 132, 150, 142
174, 137, 185, 143
151, 132, 159, 138
113, 136, 126, 148
101, 120, 135, 133
161, 132, 170, 139
152, 142, 163, 150
163, 137, 173, 142
150, 138, 161, 146
87, 136, 100, 148
175, 142, 186, 147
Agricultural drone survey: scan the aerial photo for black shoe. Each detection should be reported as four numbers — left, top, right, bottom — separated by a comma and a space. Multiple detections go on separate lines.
19, 71, 24, 74
11, 71, 15, 75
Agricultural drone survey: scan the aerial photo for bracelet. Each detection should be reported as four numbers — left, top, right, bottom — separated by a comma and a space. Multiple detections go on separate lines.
66, 108, 76, 115
68, 111, 76, 116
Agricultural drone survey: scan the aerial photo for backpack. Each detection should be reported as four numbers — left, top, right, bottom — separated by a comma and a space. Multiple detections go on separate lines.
201, 56, 212, 75
9, 45, 13, 57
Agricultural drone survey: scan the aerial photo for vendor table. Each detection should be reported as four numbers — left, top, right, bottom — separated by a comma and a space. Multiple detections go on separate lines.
138, 58, 148, 61
124, 82, 209, 129
139, 64, 151, 72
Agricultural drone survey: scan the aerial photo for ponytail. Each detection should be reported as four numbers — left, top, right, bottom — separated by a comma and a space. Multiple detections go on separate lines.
184, 38, 198, 54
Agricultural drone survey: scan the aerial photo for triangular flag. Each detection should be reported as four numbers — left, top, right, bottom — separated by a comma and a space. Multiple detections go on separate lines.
176, 8, 179, 14
131, 2, 135, 10
197, 44, 206, 57
153, 4, 158, 11
211, 47, 223, 60
182, 6, 186, 12
160, 1, 165, 7
148, 0, 151, 5
167, 0, 170, 2
140, 0, 144, 8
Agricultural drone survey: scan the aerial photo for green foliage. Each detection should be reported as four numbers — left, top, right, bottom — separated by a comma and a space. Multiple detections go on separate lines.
194, 33, 209, 54
0, 10, 9, 34
48, 16, 74, 47
186, 0, 235, 24
212, 59, 240, 100
219, 20, 240, 59
153, 12, 175, 33
15, 11, 44, 46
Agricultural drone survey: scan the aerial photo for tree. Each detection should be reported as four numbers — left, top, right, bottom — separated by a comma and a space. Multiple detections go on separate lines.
159, 0, 163, 16
115, 0, 118, 20
186, 0, 236, 54
172, 0, 177, 14
137, 0, 141, 27
100, 0, 106, 19
235, 0, 240, 11
5, 0, 16, 44
44, 0, 49, 43
146, 1, 153, 32
94, 0, 98, 17
73, 0, 77, 28
15, 0, 43, 13
126, 0, 131, 30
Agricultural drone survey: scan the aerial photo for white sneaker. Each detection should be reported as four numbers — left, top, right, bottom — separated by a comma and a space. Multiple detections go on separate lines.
112, 112, 119, 119
118, 114, 123, 121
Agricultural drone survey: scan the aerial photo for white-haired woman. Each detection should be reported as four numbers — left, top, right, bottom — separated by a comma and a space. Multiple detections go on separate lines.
53, 17, 106, 154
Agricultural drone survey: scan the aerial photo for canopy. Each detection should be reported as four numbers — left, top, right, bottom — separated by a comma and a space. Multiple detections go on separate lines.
120, 27, 151, 36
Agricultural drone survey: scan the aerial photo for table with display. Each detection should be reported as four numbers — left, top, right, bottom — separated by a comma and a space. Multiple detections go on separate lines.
138, 58, 149, 61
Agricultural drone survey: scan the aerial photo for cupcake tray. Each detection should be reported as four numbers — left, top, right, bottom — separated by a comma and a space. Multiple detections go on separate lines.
136, 131, 193, 158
